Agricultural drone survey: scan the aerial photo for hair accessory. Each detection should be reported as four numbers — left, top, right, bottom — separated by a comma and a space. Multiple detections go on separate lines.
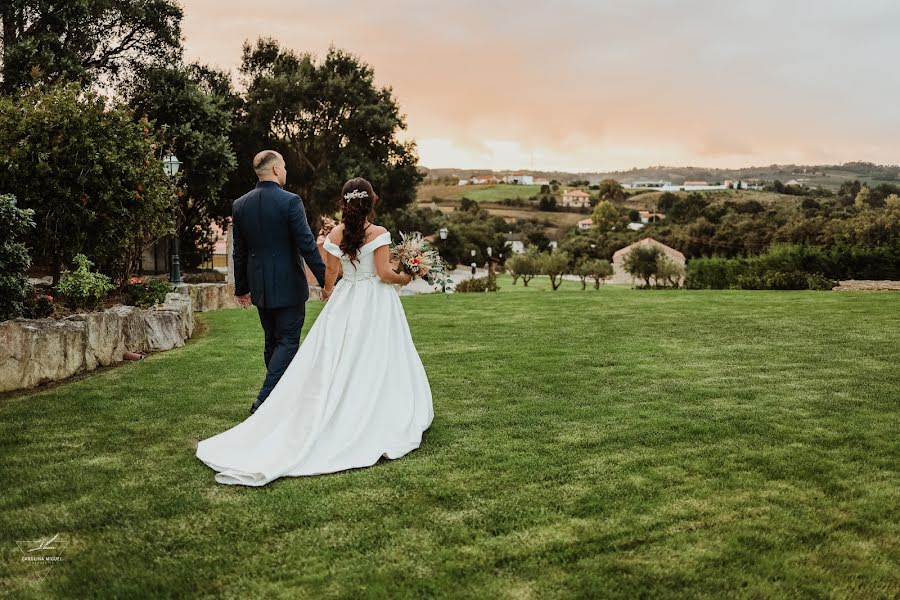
343, 189, 369, 201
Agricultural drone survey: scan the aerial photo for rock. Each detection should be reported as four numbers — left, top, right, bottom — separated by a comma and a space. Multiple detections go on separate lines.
0, 294, 195, 393
66, 308, 127, 370
113, 305, 148, 353
144, 293, 194, 351
173, 282, 239, 312
163, 292, 194, 339
0, 318, 86, 392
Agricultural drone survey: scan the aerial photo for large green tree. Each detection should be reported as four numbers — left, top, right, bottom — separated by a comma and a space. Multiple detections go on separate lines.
0, 84, 175, 283
0, 0, 182, 92
127, 63, 238, 268
228, 38, 422, 226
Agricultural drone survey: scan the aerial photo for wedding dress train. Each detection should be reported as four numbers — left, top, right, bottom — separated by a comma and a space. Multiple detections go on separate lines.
196, 230, 434, 486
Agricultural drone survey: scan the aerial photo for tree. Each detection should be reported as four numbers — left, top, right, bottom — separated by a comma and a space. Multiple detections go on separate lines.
654, 256, 684, 288
506, 250, 540, 286
126, 63, 238, 269
854, 185, 883, 209
667, 192, 710, 223
0, 0, 183, 92
557, 233, 604, 262
0, 84, 175, 283
597, 178, 625, 202
622, 244, 663, 287
586, 259, 614, 289
431, 228, 465, 270
591, 200, 623, 233
573, 257, 592, 289
230, 38, 422, 226
657, 191, 679, 213
538, 195, 557, 211
537, 250, 571, 290
0, 194, 36, 321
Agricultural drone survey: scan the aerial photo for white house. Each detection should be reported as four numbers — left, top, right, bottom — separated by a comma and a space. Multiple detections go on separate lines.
504, 233, 525, 254
638, 210, 665, 224
504, 173, 534, 185
627, 180, 672, 189
561, 189, 591, 208
577, 218, 593, 230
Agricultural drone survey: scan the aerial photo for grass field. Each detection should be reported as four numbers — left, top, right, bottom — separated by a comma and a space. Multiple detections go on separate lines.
2, 287, 899, 598
417, 183, 544, 203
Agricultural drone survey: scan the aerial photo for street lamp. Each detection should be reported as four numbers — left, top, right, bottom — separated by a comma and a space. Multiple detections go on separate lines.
439, 227, 448, 240
162, 152, 183, 285
162, 152, 182, 177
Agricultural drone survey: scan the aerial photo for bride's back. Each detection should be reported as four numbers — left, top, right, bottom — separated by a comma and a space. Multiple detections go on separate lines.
324, 224, 391, 281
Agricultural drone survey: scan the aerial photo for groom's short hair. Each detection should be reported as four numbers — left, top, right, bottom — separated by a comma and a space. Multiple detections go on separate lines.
253, 150, 282, 175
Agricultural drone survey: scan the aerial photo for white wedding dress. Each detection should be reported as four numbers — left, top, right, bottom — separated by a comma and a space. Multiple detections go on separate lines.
196, 230, 434, 486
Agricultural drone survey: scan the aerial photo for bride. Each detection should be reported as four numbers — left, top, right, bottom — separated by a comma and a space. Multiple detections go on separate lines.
196, 178, 435, 486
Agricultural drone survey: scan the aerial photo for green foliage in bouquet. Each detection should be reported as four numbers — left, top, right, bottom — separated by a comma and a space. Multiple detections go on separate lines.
57, 254, 115, 310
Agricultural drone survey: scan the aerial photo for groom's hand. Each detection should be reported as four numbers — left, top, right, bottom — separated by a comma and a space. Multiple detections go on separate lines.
235, 293, 252, 308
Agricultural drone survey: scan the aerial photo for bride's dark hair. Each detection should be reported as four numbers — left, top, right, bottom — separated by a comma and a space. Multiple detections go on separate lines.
339, 177, 378, 265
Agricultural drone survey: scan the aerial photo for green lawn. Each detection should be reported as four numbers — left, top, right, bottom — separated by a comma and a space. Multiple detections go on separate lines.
2, 288, 899, 598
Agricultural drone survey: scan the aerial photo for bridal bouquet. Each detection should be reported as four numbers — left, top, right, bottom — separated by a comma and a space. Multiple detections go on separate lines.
390, 231, 452, 288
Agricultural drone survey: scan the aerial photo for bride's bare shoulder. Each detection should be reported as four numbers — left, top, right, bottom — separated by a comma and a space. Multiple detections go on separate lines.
326, 223, 345, 243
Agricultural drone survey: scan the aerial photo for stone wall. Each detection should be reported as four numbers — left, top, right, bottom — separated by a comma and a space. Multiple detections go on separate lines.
173, 282, 323, 310
0, 293, 194, 393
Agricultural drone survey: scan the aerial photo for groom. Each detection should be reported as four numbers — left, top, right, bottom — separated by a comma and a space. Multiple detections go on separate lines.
232, 150, 328, 414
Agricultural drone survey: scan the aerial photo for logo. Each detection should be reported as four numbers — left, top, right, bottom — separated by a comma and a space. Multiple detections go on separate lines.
16, 533, 68, 581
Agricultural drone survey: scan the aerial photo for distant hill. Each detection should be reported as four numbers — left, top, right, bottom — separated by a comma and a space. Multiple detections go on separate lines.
421, 162, 900, 191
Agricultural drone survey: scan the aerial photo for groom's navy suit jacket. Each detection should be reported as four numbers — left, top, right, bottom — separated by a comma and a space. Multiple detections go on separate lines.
232, 181, 326, 309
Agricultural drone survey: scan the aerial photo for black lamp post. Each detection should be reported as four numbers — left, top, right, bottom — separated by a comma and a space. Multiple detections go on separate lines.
163, 152, 183, 285
439, 227, 449, 293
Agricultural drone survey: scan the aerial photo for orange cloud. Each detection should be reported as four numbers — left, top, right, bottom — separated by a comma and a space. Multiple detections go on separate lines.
180, 0, 900, 170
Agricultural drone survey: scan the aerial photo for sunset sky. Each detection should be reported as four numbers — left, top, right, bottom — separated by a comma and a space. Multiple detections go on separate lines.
181, 0, 900, 172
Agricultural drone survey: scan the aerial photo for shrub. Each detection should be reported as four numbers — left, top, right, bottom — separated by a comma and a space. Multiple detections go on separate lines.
685, 256, 749, 289
57, 254, 115, 310
0, 84, 175, 283
0, 194, 36, 321
123, 277, 171, 307
22, 289, 55, 319
455, 270, 499, 293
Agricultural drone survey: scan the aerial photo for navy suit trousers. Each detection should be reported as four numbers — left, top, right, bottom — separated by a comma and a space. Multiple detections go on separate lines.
251, 303, 306, 413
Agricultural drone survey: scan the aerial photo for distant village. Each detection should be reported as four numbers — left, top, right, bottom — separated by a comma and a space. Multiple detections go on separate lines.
457, 173, 771, 191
